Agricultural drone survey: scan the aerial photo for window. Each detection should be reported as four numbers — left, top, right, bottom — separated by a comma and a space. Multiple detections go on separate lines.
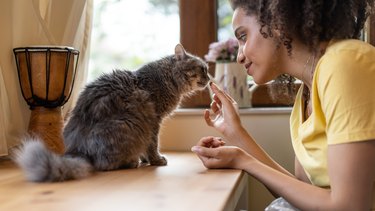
89, 0, 299, 108
88, 0, 180, 82
217, 0, 234, 41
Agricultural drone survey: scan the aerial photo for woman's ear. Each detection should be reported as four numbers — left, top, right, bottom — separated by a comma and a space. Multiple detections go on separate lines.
175, 43, 187, 60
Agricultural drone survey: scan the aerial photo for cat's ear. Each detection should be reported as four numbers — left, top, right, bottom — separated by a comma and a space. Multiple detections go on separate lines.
175, 43, 187, 60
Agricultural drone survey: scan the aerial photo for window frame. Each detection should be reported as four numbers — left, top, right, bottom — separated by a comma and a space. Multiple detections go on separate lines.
179, 0, 217, 107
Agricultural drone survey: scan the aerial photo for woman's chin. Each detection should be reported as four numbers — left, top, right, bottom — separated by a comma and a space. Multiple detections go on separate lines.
252, 77, 272, 85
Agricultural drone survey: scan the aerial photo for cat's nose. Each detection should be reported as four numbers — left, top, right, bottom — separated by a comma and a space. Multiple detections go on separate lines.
204, 74, 210, 83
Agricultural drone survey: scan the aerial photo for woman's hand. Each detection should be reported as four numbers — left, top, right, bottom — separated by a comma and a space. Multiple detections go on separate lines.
194, 136, 226, 148
191, 136, 251, 169
205, 82, 243, 136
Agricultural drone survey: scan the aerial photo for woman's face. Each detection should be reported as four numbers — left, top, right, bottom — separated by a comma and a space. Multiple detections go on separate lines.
232, 8, 283, 84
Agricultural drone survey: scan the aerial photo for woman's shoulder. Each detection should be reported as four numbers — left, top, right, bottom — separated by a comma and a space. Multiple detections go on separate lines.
314, 38, 375, 97
325, 39, 375, 55
316, 39, 375, 76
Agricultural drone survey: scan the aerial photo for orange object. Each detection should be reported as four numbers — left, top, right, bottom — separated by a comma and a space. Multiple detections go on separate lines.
13, 46, 79, 154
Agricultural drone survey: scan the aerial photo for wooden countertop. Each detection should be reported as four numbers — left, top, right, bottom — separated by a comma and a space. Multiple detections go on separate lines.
0, 152, 247, 211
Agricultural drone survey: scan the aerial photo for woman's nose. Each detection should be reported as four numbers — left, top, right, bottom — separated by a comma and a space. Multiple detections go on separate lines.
236, 46, 245, 64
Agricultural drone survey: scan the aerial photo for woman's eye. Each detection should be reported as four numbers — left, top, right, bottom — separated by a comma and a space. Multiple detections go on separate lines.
238, 33, 246, 42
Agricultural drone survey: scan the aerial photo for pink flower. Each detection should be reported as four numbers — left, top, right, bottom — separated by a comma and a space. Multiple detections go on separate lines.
204, 38, 239, 63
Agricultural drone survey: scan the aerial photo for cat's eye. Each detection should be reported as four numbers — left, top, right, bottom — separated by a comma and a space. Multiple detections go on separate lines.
188, 71, 198, 78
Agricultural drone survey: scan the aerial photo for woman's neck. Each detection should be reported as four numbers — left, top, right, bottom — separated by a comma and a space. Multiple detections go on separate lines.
284, 41, 328, 91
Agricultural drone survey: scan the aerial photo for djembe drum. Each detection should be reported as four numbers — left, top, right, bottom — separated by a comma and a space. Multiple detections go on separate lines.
13, 46, 79, 154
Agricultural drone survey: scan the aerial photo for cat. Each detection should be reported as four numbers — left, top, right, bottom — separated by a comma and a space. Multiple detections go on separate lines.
14, 43, 210, 182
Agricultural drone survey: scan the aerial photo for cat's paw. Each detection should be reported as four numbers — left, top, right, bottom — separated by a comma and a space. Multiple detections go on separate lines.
150, 156, 167, 166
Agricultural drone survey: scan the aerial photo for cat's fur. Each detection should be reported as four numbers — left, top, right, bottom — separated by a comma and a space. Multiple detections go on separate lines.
14, 44, 209, 182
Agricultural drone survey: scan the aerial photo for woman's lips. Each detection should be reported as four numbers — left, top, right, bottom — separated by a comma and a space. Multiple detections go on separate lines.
245, 62, 253, 75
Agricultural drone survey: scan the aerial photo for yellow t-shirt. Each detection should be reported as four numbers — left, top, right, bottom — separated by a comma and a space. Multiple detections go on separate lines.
290, 39, 375, 208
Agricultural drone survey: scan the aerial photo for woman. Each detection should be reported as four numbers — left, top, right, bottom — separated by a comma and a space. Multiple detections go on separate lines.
192, 0, 375, 210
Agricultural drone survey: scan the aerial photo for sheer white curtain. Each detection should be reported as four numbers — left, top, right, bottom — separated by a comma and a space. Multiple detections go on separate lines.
0, 0, 93, 156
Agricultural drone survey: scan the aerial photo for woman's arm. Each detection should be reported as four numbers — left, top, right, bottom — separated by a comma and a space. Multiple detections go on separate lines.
225, 124, 295, 178
195, 83, 375, 209
240, 140, 375, 210
295, 157, 311, 184
192, 137, 367, 209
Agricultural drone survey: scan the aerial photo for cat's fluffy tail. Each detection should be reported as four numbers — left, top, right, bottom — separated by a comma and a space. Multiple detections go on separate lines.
14, 139, 93, 182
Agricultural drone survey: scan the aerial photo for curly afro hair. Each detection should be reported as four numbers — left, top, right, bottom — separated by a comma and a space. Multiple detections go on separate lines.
230, 0, 375, 55
229, 0, 374, 104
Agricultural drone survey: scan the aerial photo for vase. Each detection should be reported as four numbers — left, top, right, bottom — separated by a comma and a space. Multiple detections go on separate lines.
212, 62, 252, 108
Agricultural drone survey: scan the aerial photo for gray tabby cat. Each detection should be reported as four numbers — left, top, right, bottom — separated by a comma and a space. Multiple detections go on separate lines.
15, 44, 209, 182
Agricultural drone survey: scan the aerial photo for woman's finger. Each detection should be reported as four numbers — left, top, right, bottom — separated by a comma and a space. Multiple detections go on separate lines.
197, 136, 217, 147
191, 146, 227, 169
191, 146, 218, 158
212, 94, 222, 108
209, 137, 225, 148
210, 83, 236, 109
204, 109, 214, 126
210, 100, 220, 114
196, 136, 213, 146
196, 136, 225, 148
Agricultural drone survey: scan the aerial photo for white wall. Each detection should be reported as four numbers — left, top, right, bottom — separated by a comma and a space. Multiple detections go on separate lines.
159, 108, 295, 210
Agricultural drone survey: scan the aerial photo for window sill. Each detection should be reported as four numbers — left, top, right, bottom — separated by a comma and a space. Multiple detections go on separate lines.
175, 107, 292, 116
180, 83, 301, 108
